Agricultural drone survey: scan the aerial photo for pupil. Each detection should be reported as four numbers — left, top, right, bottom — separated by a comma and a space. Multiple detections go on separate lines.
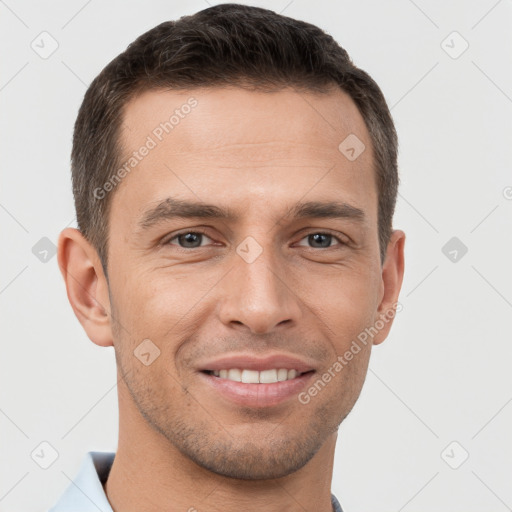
310, 233, 331, 248
180, 233, 201, 247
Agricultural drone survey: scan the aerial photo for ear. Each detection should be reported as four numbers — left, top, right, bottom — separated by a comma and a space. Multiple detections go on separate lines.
372, 229, 405, 346
57, 227, 113, 347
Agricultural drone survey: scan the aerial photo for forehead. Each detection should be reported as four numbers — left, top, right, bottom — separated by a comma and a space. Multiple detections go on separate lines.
111, 86, 376, 229
120, 85, 369, 157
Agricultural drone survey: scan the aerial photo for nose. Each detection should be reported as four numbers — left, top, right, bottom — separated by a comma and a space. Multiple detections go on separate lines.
216, 244, 302, 335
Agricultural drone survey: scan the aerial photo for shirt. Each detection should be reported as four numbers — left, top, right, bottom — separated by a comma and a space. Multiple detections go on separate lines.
48, 451, 344, 512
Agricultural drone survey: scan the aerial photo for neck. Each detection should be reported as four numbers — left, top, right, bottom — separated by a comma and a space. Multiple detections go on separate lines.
104, 379, 338, 512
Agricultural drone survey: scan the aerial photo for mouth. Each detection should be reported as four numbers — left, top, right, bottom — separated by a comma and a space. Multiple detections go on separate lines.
201, 368, 315, 383
195, 353, 317, 407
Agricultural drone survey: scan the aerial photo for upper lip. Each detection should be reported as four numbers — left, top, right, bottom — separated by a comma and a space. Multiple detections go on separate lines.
198, 353, 316, 373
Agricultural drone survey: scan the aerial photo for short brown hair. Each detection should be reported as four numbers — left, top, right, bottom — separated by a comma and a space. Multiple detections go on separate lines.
71, 3, 398, 274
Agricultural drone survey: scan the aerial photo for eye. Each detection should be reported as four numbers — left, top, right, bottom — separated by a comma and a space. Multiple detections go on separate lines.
167, 230, 214, 249
296, 232, 346, 249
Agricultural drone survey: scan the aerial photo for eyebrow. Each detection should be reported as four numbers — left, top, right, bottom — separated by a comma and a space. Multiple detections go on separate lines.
137, 197, 366, 231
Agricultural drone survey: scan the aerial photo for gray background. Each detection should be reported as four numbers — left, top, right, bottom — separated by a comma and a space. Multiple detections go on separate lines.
1, 0, 511, 510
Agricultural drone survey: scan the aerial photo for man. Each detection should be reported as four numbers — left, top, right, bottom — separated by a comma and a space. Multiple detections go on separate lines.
52, 3, 405, 511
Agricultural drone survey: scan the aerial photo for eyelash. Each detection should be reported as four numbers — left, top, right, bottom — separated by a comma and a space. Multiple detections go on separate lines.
164, 229, 348, 250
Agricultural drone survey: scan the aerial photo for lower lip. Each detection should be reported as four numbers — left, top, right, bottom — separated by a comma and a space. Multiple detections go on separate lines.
198, 371, 315, 408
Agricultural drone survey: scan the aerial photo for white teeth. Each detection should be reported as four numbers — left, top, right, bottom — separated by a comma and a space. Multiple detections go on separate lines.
210, 368, 304, 383
288, 369, 298, 379
227, 368, 242, 382
259, 369, 278, 383
241, 369, 260, 383
277, 368, 288, 381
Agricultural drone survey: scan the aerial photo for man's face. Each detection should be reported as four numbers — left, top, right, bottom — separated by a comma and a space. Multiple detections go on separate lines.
106, 86, 393, 479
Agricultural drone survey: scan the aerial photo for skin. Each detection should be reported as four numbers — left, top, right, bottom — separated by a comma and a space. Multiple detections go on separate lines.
58, 86, 405, 512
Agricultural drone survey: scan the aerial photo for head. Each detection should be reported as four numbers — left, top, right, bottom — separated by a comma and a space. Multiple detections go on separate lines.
59, 3, 405, 480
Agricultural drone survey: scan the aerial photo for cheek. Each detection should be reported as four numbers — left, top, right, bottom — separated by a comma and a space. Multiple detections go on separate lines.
112, 269, 179, 319
313, 269, 379, 340
313, 270, 378, 402
111, 269, 217, 348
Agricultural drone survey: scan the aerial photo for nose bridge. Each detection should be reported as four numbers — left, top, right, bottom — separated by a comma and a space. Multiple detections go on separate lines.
239, 244, 282, 302
218, 235, 301, 334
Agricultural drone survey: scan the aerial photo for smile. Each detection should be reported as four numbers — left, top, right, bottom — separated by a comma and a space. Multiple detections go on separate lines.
203, 368, 310, 383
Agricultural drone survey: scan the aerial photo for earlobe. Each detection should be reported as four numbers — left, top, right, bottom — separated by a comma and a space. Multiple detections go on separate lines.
57, 227, 113, 347
372, 229, 406, 346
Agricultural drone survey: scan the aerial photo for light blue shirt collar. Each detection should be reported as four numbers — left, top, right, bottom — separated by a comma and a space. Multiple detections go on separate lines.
49, 451, 343, 512
49, 451, 114, 512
